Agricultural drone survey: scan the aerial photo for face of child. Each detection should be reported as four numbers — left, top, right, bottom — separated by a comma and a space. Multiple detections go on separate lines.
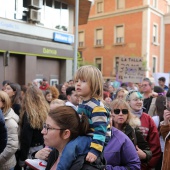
75, 79, 91, 101
46, 93, 52, 102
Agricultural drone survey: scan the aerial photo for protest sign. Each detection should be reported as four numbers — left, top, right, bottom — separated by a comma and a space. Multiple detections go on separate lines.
117, 57, 145, 83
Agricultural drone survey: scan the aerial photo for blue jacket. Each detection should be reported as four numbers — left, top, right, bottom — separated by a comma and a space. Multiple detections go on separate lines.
104, 127, 141, 170
0, 109, 7, 153
57, 136, 91, 170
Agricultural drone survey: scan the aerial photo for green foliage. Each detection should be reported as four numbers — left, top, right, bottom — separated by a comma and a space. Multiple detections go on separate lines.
78, 60, 97, 68
142, 59, 147, 70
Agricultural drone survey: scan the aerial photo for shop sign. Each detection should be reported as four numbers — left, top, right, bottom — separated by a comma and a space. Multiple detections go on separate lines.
53, 32, 74, 44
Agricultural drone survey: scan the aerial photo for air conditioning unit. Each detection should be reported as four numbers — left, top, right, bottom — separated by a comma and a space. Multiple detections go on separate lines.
29, 9, 41, 22
24, 0, 43, 9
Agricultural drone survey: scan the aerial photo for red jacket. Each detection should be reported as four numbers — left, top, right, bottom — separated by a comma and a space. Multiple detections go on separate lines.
139, 113, 161, 169
39, 84, 49, 91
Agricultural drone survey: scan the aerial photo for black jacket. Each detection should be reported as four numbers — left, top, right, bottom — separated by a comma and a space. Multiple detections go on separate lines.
123, 124, 152, 164
19, 112, 44, 161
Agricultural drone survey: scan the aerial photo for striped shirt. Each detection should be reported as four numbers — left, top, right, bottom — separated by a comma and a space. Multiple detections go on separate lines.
77, 98, 111, 156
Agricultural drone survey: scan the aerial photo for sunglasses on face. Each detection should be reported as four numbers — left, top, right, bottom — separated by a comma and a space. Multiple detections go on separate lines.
113, 109, 128, 115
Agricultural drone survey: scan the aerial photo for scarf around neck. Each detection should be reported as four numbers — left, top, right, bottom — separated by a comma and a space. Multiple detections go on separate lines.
132, 108, 143, 118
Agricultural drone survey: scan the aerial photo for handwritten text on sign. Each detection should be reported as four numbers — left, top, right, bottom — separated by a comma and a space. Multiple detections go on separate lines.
118, 57, 145, 83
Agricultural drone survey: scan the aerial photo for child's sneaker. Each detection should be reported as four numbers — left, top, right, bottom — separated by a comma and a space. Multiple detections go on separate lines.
25, 159, 47, 170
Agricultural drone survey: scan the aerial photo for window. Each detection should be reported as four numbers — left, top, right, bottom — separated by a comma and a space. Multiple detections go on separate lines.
153, 24, 158, 44
116, 0, 125, 9
153, 0, 157, 8
97, 1, 103, 13
152, 56, 157, 73
78, 31, 85, 47
115, 25, 124, 44
95, 58, 102, 71
42, 0, 69, 31
95, 29, 103, 46
0, 0, 69, 31
0, 0, 23, 19
114, 57, 119, 73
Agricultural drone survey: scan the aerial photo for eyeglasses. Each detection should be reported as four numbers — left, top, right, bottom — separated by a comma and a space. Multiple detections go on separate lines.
113, 109, 128, 115
43, 123, 65, 134
141, 84, 149, 87
132, 98, 143, 102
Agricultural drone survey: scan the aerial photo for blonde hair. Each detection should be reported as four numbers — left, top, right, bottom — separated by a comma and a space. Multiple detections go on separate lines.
20, 86, 49, 129
115, 88, 128, 100
51, 99, 65, 105
110, 99, 134, 124
74, 65, 103, 99
0, 91, 11, 114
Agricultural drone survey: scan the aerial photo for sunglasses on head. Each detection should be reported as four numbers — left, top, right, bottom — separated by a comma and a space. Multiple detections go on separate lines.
113, 109, 128, 115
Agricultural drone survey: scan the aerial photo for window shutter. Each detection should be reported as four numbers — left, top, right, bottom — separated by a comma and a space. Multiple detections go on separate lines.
79, 32, 84, 42
116, 26, 123, 37
96, 29, 103, 39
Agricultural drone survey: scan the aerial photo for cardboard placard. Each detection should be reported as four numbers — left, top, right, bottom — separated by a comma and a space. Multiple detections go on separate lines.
117, 57, 145, 83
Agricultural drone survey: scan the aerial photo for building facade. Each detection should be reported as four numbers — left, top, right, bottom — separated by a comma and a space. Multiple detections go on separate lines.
78, 0, 170, 81
0, 0, 91, 86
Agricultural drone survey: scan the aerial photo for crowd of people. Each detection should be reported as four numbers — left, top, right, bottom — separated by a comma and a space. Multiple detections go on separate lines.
0, 65, 170, 170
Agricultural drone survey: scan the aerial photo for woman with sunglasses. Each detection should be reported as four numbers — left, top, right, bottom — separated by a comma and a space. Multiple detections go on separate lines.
110, 99, 152, 170
126, 90, 161, 170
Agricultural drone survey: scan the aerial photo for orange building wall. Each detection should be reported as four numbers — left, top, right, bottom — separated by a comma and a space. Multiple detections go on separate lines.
149, 12, 161, 74
79, 0, 170, 78
164, 24, 170, 73
89, 0, 144, 16
125, 0, 143, 8
79, 12, 143, 77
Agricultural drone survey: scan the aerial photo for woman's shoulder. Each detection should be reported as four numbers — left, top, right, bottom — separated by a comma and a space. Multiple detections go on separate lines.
5, 108, 19, 124
110, 127, 131, 144
104, 127, 137, 154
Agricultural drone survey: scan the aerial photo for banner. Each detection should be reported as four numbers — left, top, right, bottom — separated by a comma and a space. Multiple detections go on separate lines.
117, 57, 145, 83
153, 73, 170, 86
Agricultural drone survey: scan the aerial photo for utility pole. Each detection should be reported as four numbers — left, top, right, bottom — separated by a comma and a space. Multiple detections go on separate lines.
73, 0, 79, 75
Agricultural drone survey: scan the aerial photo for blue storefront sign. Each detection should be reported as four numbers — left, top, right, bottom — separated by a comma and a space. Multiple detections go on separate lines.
53, 32, 74, 44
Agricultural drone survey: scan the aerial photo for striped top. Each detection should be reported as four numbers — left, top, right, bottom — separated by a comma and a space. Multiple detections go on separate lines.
77, 98, 111, 156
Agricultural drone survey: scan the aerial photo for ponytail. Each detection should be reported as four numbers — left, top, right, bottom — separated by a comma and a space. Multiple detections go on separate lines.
79, 113, 89, 136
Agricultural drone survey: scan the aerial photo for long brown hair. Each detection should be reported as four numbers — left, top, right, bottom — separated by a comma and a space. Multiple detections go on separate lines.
49, 106, 89, 140
20, 86, 49, 129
